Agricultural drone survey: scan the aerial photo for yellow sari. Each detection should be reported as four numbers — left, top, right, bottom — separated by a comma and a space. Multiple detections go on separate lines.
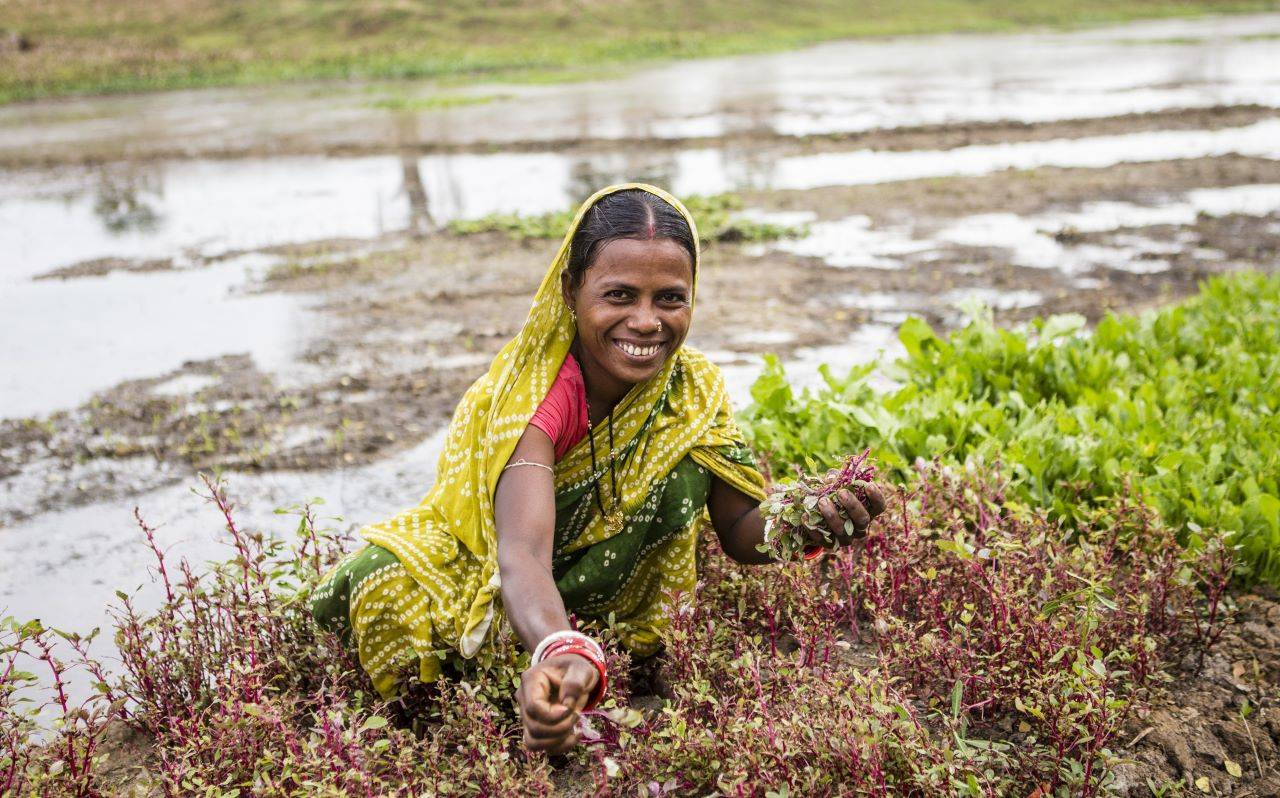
311, 183, 765, 697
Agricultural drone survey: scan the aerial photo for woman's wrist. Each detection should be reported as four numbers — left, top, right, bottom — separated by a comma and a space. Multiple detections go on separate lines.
531, 630, 608, 710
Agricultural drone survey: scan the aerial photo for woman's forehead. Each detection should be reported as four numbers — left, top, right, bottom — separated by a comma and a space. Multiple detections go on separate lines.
585, 238, 694, 285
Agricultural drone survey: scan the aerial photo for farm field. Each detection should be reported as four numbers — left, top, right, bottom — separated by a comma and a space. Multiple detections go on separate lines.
0, 0, 1277, 104
2, 10, 1280, 796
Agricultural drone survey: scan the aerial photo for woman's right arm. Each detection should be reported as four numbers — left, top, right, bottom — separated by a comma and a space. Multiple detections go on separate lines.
494, 425, 599, 754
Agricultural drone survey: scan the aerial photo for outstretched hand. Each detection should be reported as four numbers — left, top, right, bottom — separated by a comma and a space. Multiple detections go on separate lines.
516, 653, 600, 754
810, 484, 887, 549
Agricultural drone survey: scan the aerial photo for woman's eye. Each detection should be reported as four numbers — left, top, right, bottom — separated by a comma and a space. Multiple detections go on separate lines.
605, 290, 629, 300
662, 293, 688, 305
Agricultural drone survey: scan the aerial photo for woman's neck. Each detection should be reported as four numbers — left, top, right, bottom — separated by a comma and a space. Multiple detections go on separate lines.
570, 341, 628, 425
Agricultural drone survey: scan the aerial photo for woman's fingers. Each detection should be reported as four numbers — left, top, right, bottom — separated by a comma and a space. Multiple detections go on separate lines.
816, 496, 846, 543
835, 489, 871, 536
547, 654, 599, 714
518, 667, 577, 741
818, 489, 882, 547
862, 484, 887, 518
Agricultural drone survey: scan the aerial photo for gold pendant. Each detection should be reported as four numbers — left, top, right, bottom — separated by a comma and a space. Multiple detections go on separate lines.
604, 504, 626, 537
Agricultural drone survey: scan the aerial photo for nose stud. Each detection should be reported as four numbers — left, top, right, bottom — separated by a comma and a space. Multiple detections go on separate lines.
656, 320, 663, 332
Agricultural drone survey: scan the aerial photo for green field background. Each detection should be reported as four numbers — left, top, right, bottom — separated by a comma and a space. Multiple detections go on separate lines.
1, 0, 1277, 104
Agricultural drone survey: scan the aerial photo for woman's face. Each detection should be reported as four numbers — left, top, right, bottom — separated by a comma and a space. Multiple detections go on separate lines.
563, 237, 694, 393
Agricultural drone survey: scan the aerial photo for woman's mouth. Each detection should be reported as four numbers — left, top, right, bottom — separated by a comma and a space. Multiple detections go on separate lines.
613, 339, 665, 363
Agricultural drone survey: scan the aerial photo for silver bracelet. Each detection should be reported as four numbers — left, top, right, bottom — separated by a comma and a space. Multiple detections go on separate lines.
502, 458, 554, 473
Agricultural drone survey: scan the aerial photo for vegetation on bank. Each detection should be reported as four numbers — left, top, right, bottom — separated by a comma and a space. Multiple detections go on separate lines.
741, 271, 1280, 585
447, 193, 808, 244
1, 276, 1262, 795
1, 0, 1277, 105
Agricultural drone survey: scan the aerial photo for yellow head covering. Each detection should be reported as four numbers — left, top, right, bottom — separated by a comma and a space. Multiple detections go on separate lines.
356, 183, 764, 691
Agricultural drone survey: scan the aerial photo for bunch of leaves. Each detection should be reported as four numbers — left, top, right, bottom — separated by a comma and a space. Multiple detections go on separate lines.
577, 463, 1235, 796
759, 448, 878, 560
740, 271, 1280, 584
447, 192, 808, 244
1, 618, 116, 796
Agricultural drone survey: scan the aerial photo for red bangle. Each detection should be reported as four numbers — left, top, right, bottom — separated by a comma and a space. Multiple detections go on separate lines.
802, 544, 825, 561
541, 642, 608, 710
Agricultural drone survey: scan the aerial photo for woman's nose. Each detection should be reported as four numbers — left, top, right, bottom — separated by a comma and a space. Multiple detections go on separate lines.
628, 305, 662, 334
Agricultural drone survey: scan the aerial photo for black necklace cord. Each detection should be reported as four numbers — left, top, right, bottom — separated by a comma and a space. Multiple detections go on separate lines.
581, 368, 617, 519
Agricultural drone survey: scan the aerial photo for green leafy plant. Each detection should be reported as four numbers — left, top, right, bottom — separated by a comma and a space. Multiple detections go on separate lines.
741, 271, 1280, 583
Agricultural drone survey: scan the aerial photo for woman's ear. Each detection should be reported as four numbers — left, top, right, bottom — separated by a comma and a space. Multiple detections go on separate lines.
560, 270, 575, 314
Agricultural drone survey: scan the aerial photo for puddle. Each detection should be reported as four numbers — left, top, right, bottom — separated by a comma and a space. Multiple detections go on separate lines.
767, 215, 932, 269
5, 122, 1278, 284
933, 182, 1280, 274
0, 254, 311, 419
719, 322, 903, 408
764, 182, 1280, 276
943, 288, 1046, 310
3, 15, 1279, 162
0, 157, 408, 282
760, 119, 1280, 192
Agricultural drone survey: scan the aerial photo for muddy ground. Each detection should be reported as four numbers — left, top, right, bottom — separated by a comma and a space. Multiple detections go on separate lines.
3, 140, 1278, 527
1113, 589, 1280, 796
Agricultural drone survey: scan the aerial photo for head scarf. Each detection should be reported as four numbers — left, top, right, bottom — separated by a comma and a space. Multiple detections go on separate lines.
361, 183, 764, 664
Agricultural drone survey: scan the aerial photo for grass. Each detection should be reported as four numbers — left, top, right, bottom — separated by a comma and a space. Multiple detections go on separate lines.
365, 92, 511, 112
0, 1, 1277, 105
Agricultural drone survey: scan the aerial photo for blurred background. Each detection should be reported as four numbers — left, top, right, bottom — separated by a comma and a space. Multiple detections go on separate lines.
1, 0, 1278, 651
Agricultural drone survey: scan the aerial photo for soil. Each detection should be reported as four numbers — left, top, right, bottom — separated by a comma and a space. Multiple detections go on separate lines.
1113, 589, 1280, 796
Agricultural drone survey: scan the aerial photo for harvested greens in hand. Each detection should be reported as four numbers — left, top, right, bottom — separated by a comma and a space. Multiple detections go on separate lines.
759, 449, 878, 561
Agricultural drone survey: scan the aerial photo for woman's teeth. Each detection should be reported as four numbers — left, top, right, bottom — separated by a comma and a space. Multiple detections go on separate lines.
617, 341, 661, 357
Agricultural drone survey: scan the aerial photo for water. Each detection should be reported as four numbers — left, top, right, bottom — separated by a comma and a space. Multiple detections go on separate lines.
764, 182, 1280, 275
0, 253, 313, 419
1, 14, 1277, 160
0, 430, 447, 657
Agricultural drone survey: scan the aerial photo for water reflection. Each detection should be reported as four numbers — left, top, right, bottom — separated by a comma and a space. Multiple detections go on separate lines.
394, 113, 435, 236
91, 168, 163, 235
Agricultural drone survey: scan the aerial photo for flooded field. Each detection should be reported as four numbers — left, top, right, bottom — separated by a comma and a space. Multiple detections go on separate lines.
2, 13, 1279, 652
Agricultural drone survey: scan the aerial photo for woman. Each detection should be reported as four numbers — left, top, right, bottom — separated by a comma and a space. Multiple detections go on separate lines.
312, 183, 884, 754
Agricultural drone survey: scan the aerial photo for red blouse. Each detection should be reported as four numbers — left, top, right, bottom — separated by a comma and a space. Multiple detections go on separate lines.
528, 353, 590, 460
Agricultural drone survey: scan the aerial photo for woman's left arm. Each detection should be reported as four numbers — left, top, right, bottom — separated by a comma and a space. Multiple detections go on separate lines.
707, 476, 886, 564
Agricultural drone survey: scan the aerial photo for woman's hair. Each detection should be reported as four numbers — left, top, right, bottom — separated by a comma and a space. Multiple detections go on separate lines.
565, 189, 697, 288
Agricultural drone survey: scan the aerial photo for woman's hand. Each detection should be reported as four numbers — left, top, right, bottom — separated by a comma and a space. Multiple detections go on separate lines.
516, 653, 601, 754
812, 485, 887, 548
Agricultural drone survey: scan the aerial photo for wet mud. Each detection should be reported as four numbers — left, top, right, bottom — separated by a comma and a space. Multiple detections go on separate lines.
1115, 590, 1280, 796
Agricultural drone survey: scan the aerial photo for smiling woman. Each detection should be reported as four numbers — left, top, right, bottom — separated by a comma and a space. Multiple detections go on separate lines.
309, 184, 884, 754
